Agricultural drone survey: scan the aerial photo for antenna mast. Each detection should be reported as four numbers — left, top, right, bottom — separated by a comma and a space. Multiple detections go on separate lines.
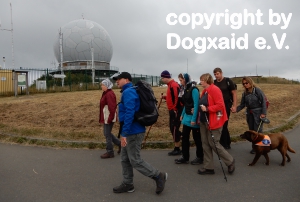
91, 40, 95, 85
10, 3, 14, 69
0, 3, 14, 69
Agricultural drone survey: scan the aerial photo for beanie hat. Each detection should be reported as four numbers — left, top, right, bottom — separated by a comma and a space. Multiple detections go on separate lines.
101, 79, 113, 89
160, 70, 171, 78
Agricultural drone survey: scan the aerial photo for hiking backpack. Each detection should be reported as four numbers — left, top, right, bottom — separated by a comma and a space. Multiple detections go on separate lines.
134, 80, 159, 126
253, 87, 270, 109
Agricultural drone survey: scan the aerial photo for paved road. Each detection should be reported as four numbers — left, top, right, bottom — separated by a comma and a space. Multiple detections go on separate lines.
1, 125, 300, 202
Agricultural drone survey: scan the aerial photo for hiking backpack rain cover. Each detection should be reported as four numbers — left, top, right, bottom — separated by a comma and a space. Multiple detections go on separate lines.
134, 80, 159, 126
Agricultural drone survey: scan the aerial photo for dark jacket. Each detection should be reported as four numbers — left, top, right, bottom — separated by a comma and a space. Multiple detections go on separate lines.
237, 87, 267, 115
181, 84, 200, 128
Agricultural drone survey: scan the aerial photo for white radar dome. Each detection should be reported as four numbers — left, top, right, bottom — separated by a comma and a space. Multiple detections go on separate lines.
53, 19, 113, 63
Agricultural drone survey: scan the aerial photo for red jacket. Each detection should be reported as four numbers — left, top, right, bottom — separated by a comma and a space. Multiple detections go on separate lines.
99, 89, 117, 124
165, 79, 179, 111
200, 84, 228, 130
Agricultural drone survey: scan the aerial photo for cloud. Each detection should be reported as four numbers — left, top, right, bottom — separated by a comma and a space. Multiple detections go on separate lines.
0, 0, 299, 80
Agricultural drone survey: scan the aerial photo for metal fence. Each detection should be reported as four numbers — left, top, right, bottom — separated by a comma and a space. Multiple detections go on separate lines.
0, 68, 161, 96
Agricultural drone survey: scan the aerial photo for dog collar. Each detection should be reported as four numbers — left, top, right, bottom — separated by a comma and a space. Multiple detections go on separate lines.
252, 134, 259, 142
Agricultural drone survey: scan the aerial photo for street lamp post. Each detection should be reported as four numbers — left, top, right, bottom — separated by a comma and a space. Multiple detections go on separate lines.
3, 57, 5, 69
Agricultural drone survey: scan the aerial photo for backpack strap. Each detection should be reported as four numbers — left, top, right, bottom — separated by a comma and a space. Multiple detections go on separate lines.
252, 87, 262, 104
225, 77, 232, 91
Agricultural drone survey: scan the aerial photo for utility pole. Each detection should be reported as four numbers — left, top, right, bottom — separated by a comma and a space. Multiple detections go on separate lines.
91, 40, 95, 85
3, 57, 5, 69
256, 64, 258, 83
187, 58, 188, 73
256, 65, 257, 76
59, 28, 64, 86
0, 3, 14, 69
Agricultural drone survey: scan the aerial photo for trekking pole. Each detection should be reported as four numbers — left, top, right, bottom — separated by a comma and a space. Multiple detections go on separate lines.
142, 93, 164, 148
204, 112, 227, 182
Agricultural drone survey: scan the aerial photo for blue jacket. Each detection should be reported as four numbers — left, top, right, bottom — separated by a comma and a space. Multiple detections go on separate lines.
181, 88, 200, 128
118, 83, 145, 137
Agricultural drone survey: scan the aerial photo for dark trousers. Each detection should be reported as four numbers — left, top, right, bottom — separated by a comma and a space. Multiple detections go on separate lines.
181, 125, 203, 161
169, 110, 182, 143
247, 110, 263, 133
220, 99, 232, 147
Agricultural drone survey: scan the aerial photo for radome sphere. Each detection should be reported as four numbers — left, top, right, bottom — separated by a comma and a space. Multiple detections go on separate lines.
53, 19, 113, 64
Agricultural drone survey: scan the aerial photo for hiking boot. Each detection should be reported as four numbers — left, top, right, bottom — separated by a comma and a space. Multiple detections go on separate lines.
197, 168, 215, 175
153, 172, 168, 195
190, 157, 203, 165
175, 157, 189, 164
100, 152, 114, 159
228, 159, 235, 174
113, 183, 135, 193
117, 145, 121, 154
168, 149, 182, 156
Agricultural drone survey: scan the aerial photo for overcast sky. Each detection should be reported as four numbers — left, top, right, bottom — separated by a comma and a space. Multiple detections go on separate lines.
0, 0, 299, 81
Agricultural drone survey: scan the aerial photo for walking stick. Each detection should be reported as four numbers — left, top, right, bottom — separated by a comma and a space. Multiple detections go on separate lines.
142, 93, 164, 148
204, 112, 227, 182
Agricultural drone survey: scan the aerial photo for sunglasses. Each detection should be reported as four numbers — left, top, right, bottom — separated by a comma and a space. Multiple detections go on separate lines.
242, 82, 249, 85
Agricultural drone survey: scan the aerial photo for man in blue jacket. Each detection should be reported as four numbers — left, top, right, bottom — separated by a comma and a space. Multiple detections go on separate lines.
112, 72, 167, 195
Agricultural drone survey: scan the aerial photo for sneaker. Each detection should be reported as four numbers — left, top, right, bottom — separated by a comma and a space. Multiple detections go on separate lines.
190, 157, 203, 165
197, 168, 215, 175
113, 183, 135, 193
168, 149, 182, 156
175, 157, 189, 164
228, 159, 235, 174
100, 152, 114, 159
153, 172, 168, 195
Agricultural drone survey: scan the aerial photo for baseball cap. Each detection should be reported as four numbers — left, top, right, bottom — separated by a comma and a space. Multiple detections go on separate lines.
111, 72, 132, 81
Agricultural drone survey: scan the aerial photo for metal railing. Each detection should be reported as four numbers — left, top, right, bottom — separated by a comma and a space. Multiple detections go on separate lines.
0, 68, 161, 96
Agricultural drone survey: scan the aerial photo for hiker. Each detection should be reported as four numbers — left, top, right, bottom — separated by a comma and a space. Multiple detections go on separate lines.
234, 77, 267, 154
213, 67, 237, 149
198, 73, 235, 175
112, 72, 167, 195
160, 70, 183, 156
99, 78, 121, 159
174, 73, 204, 165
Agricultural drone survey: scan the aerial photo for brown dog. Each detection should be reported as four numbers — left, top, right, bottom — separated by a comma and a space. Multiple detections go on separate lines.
240, 130, 296, 166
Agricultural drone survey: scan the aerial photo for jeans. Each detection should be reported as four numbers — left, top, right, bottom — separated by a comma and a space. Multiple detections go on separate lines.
103, 123, 120, 154
246, 110, 263, 132
121, 133, 159, 185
